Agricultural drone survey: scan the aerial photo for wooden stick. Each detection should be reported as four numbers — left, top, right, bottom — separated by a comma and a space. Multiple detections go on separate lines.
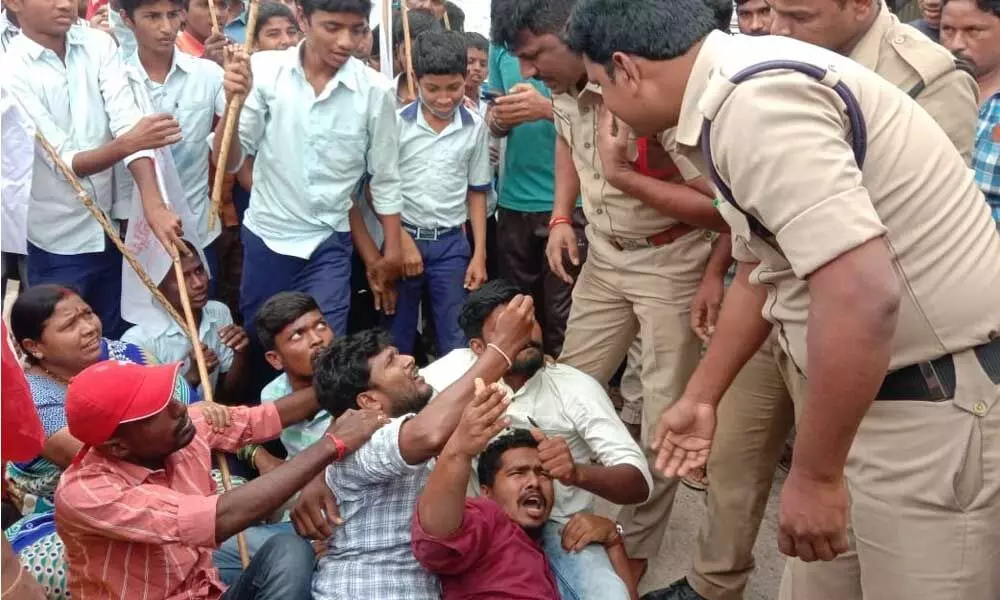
208, 0, 260, 232
208, 0, 221, 34
443, 10, 450, 30
401, 0, 416, 100
34, 130, 251, 570
33, 133, 186, 330
171, 251, 251, 569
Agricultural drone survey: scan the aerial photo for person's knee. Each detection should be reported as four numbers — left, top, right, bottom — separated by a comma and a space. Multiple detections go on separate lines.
257, 533, 315, 578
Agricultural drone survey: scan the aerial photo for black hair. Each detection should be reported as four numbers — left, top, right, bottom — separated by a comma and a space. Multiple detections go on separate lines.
490, 0, 576, 50
393, 8, 443, 49
458, 279, 521, 340
413, 29, 468, 77
565, 0, 716, 72
444, 0, 465, 31
371, 23, 381, 56
254, 291, 320, 351
942, 0, 1000, 16
312, 329, 391, 417
477, 428, 539, 488
253, 1, 297, 41
299, 0, 370, 18
119, 0, 185, 19
705, 0, 733, 31
464, 31, 489, 53
10, 284, 81, 363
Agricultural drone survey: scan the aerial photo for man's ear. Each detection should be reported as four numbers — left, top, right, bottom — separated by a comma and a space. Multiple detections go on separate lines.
612, 51, 642, 94
480, 485, 493, 499
469, 337, 486, 355
264, 350, 284, 372
99, 438, 130, 460
356, 391, 382, 412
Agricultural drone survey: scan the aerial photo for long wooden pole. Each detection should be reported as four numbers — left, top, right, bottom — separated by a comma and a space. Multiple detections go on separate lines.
443, 10, 450, 30
207, 0, 221, 34
400, 0, 416, 100
33, 131, 251, 570
171, 252, 250, 568
208, 0, 260, 231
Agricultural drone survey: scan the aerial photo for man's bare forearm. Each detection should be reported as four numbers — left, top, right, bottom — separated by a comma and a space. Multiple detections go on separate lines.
271, 387, 320, 428
685, 261, 772, 406
553, 136, 580, 219
415, 448, 471, 538
705, 234, 734, 278
575, 464, 648, 505
608, 170, 728, 232
72, 136, 134, 177
795, 237, 900, 482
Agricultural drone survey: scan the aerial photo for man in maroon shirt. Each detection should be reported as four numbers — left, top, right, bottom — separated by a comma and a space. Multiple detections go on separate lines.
412, 381, 632, 600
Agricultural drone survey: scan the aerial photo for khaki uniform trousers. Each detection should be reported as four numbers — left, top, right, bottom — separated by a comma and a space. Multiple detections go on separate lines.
779, 347, 1000, 600
559, 225, 711, 559
688, 334, 801, 600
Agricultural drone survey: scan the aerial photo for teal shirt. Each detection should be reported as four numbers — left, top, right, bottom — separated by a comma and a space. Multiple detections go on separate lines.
489, 45, 558, 213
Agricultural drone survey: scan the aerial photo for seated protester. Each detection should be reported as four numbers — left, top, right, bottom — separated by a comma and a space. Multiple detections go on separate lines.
3, 285, 155, 599
391, 8, 445, 106
122, 241, 249, 405
54, 360, 388, 600
386, 30, 492, 355
413, 407, 635, 600
305, 295, 535, 600
419, 279, 649, 600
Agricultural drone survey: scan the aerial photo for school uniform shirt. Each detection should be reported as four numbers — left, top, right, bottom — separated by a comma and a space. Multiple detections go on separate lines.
260, 373, 331, 457
397, 101, 491, 229
108, 9, 137, 60
1, 8, 19, 53
237, 46, 402, 259
1, 86, 33, 255
420, 349, 653, 522
673, 30, 1000, 372
121, 300, 235, 391
411, 497, 560, 600
6, 25, 154, 254
126, 50, 225, 245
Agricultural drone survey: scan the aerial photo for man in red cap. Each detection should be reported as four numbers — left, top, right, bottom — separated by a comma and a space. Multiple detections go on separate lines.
54, 360, 388, 600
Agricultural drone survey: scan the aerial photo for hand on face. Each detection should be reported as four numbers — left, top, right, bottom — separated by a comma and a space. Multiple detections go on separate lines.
445, 378, 511, 458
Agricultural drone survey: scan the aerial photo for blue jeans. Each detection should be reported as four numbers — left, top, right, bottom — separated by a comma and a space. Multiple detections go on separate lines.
240, 227, 353, 338
386, 228, 469, 354
213, 522, 299, 586
542, 520, 630, 600
216, 531, 314, 600
26, 238, 126, 338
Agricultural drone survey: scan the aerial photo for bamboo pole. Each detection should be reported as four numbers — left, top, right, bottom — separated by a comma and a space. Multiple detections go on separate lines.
34, 130, 251, 570
208, 0, 221, 34
208, 0, 260, 231
443, 10, 450, 30
401, 0, 416, 100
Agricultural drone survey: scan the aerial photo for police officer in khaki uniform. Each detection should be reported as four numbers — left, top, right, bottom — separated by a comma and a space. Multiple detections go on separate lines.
568, 0, 1000, 599
490, 0, 726, 587
657, 1, 982, 599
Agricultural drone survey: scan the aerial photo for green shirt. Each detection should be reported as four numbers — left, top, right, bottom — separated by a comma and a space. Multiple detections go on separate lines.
489, 45, 559, 213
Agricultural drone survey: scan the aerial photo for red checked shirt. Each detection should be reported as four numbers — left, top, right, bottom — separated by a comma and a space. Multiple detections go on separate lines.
54, 403, 282, 600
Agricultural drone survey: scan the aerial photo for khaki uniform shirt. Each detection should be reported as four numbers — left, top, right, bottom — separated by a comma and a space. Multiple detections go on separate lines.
674, 31, 1000, 372
850, 5, 978, 162
553, 85, 700, 240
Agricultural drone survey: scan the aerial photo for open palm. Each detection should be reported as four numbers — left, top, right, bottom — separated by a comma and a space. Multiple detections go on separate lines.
651, 401, 717, 478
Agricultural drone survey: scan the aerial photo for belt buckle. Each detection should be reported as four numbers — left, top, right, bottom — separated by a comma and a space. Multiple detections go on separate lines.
615, 237, 642, 251
413, 227, 439, 241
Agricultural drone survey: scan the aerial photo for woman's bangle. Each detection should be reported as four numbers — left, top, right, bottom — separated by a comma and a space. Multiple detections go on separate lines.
325, 433, 347, 462
547, 216, 572, 230
486, 343, 513, 369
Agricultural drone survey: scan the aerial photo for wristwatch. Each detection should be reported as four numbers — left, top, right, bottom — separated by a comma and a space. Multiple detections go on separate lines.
605, 522, 625, 548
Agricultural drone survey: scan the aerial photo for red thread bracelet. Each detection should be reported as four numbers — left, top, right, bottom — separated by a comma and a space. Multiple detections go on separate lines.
325, 433, 347, 461
548, 216, 572, 230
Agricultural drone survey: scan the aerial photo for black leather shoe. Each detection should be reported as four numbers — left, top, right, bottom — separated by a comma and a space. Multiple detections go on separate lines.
640, 578, 709, 600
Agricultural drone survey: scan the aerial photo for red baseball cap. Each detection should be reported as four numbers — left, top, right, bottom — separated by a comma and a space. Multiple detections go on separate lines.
66, 361, 183, 447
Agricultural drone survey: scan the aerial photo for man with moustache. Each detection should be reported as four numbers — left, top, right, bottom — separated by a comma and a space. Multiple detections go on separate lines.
735, 0, 773, 35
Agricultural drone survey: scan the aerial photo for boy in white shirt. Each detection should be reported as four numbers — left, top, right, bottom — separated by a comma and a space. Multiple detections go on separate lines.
6, 0, 186, 337
387, 30, 491, 354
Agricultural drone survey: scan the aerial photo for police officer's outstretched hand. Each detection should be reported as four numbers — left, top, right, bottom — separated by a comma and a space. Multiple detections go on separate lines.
777, 468, 850, 562
546, 222, 580, 285
650, 398, 716, 478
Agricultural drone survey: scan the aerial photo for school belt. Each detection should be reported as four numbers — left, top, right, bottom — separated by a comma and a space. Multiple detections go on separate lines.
876, 338, 1000, 401
607, 223, 696, 252
403, 223, 463, 241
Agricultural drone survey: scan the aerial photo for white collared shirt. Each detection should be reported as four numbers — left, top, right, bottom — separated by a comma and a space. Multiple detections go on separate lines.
420, 349, 653, 522
237, 46, 402, 259
1, 8, 19, 53
1, 86, 33, 255
121, 300, 235, 391
6, 25, 153, 254
127, 51, 225, 245
397, 102, 491, 228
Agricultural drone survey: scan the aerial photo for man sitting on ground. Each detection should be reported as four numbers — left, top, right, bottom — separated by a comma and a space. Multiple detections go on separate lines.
307, 295, 536, 600
54, 361, 387, 600
419, 279, 651, 599
413, 383, 636, 600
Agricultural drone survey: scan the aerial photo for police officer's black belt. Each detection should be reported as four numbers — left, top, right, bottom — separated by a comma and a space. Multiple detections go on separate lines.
876, 338, 1000, 401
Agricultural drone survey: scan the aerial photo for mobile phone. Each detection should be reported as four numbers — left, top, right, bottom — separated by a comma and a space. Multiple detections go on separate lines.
482, 90, 504, 103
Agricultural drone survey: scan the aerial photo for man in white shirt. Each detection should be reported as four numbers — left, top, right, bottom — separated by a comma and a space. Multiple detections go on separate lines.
6, 0, 187, 337
118, 0, 246, 293
215, 0, 403, 348
420, 278, 652, 600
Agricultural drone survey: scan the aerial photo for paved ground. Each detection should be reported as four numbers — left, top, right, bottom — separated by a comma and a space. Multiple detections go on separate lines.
599, 471, 787, 599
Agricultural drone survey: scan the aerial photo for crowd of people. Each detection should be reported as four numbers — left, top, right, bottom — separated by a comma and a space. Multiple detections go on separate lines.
0, 0, 999, 598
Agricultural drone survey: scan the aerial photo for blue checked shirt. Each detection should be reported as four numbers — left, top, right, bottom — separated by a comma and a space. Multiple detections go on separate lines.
974, 92, 1000, 224
312, 415, 439, 600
